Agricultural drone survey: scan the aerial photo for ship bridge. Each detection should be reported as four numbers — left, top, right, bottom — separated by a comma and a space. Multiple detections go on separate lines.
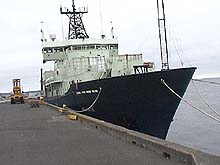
42, 38, 118, 63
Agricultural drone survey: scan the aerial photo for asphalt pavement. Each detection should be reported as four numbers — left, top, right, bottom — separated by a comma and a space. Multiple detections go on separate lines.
0, 102, 184, 165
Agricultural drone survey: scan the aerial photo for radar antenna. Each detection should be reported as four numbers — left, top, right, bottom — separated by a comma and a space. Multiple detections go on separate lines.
60, 0, 89, 39
157, 0, 169, 70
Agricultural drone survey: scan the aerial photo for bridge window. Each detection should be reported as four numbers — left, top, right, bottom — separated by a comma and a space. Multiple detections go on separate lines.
96, 45, 109, 50
72, 46, 77, 50
48, 48, 53, 53
42, 48, 47, 53
76, 46, 81, 50
66, 46, 71, 51
101, 45, 108, 49
96, 45, 101, 49
110, 44, 118, 49
42, 48, 52, 53
54, 47, 63, 52
87, 45, 95, 49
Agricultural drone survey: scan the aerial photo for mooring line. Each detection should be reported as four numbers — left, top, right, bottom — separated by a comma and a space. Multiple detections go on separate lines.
191, 80, 220, 118
75, 87, 102, 113
161, 79, 220, 124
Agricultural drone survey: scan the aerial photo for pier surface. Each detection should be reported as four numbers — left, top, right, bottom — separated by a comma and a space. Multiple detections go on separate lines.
0, 102, 220, 165
0, 102, 183, 165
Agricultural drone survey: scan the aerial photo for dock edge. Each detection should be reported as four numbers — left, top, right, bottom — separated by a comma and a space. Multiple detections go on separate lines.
43, 102, 220, 165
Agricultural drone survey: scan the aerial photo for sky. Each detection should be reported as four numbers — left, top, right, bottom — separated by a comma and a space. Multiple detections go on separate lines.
0, 0, 219, 92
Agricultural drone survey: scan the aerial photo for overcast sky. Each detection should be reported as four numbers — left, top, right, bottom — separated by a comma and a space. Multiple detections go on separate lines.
0, 0, 219, 92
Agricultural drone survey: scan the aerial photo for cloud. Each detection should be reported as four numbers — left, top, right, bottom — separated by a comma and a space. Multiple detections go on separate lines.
0, 0, 220, 92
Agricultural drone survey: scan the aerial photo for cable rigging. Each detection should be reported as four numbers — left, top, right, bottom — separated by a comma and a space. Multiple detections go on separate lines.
161, 79, 220, 124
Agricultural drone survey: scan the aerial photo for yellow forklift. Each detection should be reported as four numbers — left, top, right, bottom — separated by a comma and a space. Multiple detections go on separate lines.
11, 79, 24, 104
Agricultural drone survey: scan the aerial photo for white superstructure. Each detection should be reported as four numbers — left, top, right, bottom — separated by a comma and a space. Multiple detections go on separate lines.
41, 1, 154, 98
42, 37, 154, 97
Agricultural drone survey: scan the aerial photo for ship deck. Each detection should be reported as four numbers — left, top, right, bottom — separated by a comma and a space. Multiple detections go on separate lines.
0, 101, 219, 165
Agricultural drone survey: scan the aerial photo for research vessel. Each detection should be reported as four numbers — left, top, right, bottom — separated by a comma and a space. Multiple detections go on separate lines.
41, 0, 196, 139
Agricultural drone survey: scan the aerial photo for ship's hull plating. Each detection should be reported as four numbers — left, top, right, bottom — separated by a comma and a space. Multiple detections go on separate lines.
46, 67, 196, 139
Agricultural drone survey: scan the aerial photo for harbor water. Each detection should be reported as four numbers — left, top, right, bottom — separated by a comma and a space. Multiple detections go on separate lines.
167, 78, 220, 156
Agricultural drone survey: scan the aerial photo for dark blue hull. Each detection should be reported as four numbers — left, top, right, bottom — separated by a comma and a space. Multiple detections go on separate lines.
46, 67, 196, 139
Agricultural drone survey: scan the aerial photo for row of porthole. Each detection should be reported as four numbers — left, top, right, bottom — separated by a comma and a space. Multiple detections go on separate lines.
76, 89, 99, 95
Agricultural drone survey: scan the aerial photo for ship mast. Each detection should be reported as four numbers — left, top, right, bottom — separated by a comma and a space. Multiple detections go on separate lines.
60, 0, 89, 39
157, 0, 169, 70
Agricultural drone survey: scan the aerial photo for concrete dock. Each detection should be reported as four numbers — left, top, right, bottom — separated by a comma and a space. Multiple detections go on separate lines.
0, 102, 219, 165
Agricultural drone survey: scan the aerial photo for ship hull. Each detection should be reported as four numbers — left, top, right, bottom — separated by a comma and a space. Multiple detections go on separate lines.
45, 67, 196, 139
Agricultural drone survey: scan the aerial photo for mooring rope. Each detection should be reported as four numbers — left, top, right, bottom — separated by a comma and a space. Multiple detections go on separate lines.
74, 87, 102, 113
191, 80, 220, 118
161, 79, 220, 124
192, 79, 220, 86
